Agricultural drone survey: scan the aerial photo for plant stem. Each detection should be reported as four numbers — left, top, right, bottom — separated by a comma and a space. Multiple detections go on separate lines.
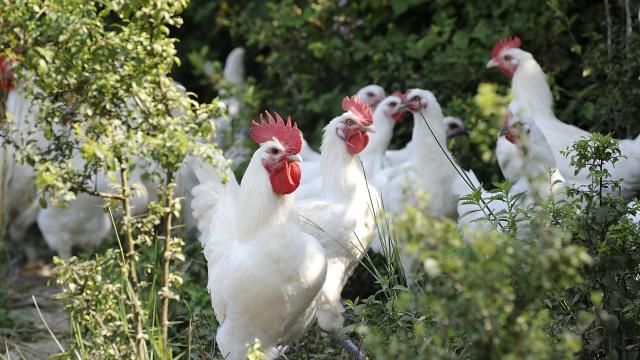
120, 166, 146, 358
161, 171, 175, 357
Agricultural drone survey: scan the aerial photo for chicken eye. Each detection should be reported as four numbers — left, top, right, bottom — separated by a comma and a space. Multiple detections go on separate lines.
270, 148, 280, 155
504, 55, 513, 61
411, 96, 420, 102
366, 92, 374, 97
346, 119, 354, 126
388, 101, 397, 107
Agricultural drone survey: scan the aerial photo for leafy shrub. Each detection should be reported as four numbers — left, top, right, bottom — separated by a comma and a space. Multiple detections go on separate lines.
350, 192, 589, 359
2, 0, 223, 357
549, 134, 640, 359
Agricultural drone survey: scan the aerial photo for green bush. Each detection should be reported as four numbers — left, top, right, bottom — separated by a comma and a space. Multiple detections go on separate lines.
350, 194, 589, 359
173, 0, 639, 184
2, 0, 223, 357
347, 132, 640, 359
549, 134, 640, 359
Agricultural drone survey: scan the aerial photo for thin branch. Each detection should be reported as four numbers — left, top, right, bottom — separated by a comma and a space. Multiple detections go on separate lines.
161, 171, 175, 357
119, 165, 146, 358
87, 190, 125, 201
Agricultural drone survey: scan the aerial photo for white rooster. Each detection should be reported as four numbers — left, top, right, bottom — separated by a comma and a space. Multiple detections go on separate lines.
300, 84, 385, 162
296, 96, 379, 337
191, 113, 327, 360
296, 93, 405, 200
487, 36, 640, 198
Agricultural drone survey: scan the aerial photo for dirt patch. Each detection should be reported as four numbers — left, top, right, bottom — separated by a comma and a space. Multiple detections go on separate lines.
1, 262, 68, 360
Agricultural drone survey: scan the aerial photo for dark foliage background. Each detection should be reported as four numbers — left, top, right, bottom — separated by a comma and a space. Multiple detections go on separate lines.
171, 0, 640, 183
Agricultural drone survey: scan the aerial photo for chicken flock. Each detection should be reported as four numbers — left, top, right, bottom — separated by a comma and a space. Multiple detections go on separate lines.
3, 37, 640, 359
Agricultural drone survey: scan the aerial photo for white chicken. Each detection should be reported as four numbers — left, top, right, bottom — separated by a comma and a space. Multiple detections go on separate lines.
2, 86, 40, 245
360, 93, 407, 177
296, 96, 379, 335
454, 108, 565, 236
36, 161, 152, 259
296, 93, 405, 200
217, 47, 249, 166
177, 47, 246, 230
487, 36, 640, 198
1, 62, 46, 270
299, 84, 385, 163
372, 89, 458, 219
191, 112, 326, 360
385, 116, 466, 166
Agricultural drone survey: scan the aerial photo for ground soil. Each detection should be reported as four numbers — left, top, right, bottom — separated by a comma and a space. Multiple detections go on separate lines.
1, 261, 68, 360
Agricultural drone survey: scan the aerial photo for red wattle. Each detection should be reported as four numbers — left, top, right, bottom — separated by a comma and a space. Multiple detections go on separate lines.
498, 64, 516, 78
505, 134, 517, 144
345, 132, 369, 155
269, 161, 301, 195
392, 111, 405, 121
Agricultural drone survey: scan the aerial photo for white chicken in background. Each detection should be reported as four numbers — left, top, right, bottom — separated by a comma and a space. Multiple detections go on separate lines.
2, 88, 40, 242
177, 47, 246, 230
296, 96, 379, 339
296, 93, 405, 200
487, 36, 640, 199
36, 155, 153, 259
217, 47, 248, 166
360, 93, 407, 177
1, 61, 44, 270
373, 89, 458, 219
37, 193, 110, 260
191, 113, 326, 360
454, 108, 565, 236
385, 116, 467, 166
300, 84, 385, 163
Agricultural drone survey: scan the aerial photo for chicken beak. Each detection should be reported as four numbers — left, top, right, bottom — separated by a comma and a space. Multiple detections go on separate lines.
486, 59, 498, 68
446, 127, 468, 139
287, 153, 302, 163
498, 126, 511, 137
363, 125, 376, 133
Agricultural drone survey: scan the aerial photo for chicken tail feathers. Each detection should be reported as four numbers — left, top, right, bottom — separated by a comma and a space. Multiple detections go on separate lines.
191, 153, 237, 247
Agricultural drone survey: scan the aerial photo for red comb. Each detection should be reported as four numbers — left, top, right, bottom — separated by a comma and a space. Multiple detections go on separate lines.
341, 95, 373, 126
251, 111, 302, 154
0, 57, 14, 93
491, 36, 522, 59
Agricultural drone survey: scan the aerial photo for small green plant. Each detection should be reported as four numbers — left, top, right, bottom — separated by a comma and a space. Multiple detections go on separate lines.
549, 133, 640, 359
